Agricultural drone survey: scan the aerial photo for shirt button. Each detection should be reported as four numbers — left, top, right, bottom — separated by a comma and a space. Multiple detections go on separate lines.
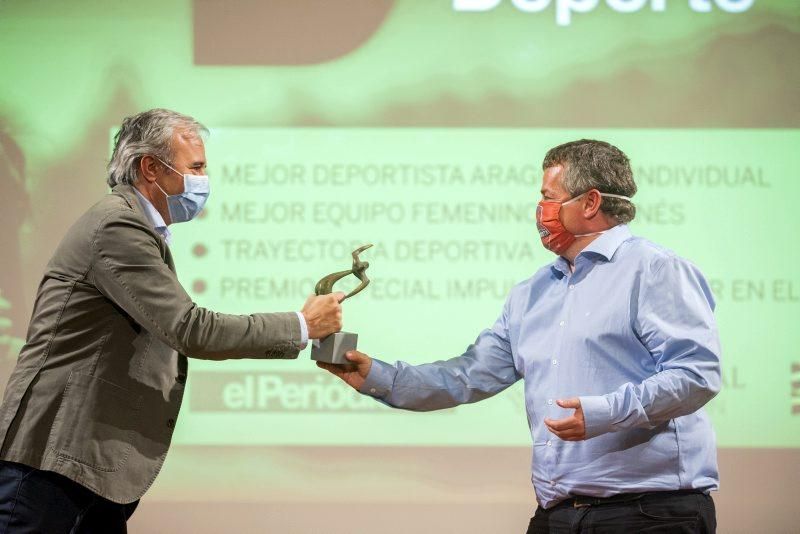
370, 388, 377, 394
167, 418, 176, 429
552, 359, 558, 365
559, 321, 565, 327
550, 480, 556, 486
547, 399, 553, 405
546, 440, 552, 447
568, 285, 575, 290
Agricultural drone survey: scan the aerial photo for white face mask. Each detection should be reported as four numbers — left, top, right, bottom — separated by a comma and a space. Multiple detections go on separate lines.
153, 158, 210, 224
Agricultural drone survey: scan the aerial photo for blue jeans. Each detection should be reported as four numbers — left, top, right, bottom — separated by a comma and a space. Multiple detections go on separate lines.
0, 461, 138, 533
527, 490, 716, 533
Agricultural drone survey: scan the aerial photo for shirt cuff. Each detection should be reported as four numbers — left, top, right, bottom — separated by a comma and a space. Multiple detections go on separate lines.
294, 311, 308, 350
579, 395, 614, 439
358, 359, 396, 399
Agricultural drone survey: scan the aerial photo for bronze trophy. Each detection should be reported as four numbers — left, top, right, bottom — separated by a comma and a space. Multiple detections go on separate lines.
311, 244, 372, 366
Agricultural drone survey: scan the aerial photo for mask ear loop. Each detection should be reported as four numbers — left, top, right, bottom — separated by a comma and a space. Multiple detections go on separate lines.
560, 191, 587, 206
151, 156, 185, 199
571, 191, 633, 238
155, 157, 184, 177
600, 192, 632, 202
564, 191, 633, 205
152, 179, 170, 198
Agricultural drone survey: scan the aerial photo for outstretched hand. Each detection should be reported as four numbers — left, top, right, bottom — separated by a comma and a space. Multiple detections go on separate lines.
317, 350, 372, 391
544, 398, 586, 441
301, 292, 345, 340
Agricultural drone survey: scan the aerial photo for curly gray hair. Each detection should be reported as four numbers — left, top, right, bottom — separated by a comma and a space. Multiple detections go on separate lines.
107, 109, 208, 187
542, 139, 637, 224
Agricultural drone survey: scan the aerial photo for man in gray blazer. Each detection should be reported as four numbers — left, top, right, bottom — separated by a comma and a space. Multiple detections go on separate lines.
0, 109, 343, 532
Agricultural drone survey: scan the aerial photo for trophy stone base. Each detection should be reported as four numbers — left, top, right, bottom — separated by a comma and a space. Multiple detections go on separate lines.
311, 332, 358, 366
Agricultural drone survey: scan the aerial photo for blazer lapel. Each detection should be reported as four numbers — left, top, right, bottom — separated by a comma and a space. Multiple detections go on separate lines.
113, 184, 176, 272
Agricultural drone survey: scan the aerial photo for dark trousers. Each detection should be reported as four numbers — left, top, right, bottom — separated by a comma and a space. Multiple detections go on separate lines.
527, 490, 716, 533
0, 460, 138, 533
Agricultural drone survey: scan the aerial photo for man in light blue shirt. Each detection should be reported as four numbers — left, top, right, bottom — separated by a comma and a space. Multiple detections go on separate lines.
319, 139, 720, 533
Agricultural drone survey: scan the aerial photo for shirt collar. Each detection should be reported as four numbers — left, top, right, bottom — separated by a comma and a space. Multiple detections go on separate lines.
550, 224, 632, 277
133, 188, 172, 245
580, 224, 632, 261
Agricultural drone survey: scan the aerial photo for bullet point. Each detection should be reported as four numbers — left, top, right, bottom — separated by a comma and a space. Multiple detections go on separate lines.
193, 244, 208, 257
192, 280, 207, 294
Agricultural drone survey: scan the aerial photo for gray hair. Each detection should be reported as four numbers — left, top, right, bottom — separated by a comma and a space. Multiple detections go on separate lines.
107, 108, 208, 187
542, 139, 637, 224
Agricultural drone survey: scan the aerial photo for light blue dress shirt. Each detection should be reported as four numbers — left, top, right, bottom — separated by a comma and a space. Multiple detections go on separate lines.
361, 224, 721, 509
132, 188, 309, 345
134, 188, 172, 245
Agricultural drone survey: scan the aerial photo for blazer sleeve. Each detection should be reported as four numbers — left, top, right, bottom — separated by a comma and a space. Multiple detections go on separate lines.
89, 208, 302, 360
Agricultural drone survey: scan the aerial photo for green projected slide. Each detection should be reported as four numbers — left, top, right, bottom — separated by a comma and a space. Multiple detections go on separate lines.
165, 128, 800, 448
3, 0, 799, 462
2, 2, 800, 531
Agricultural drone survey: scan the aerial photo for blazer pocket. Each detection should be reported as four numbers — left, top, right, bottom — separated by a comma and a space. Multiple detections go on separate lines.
49, 372, 142, 472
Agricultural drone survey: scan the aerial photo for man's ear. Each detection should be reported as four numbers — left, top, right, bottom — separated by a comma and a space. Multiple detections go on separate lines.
139, 155, 160, 184
583, 189, 603, 219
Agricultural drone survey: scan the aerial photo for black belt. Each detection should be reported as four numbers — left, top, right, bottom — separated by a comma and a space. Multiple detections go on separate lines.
561, 489, 704, 509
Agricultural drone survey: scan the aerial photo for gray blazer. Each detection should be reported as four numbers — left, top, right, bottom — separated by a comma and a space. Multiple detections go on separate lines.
0, 184, 302, 503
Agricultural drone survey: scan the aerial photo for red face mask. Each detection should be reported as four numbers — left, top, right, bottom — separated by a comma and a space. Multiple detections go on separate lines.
536, 191, 633, 255
536, 197, 579, 255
